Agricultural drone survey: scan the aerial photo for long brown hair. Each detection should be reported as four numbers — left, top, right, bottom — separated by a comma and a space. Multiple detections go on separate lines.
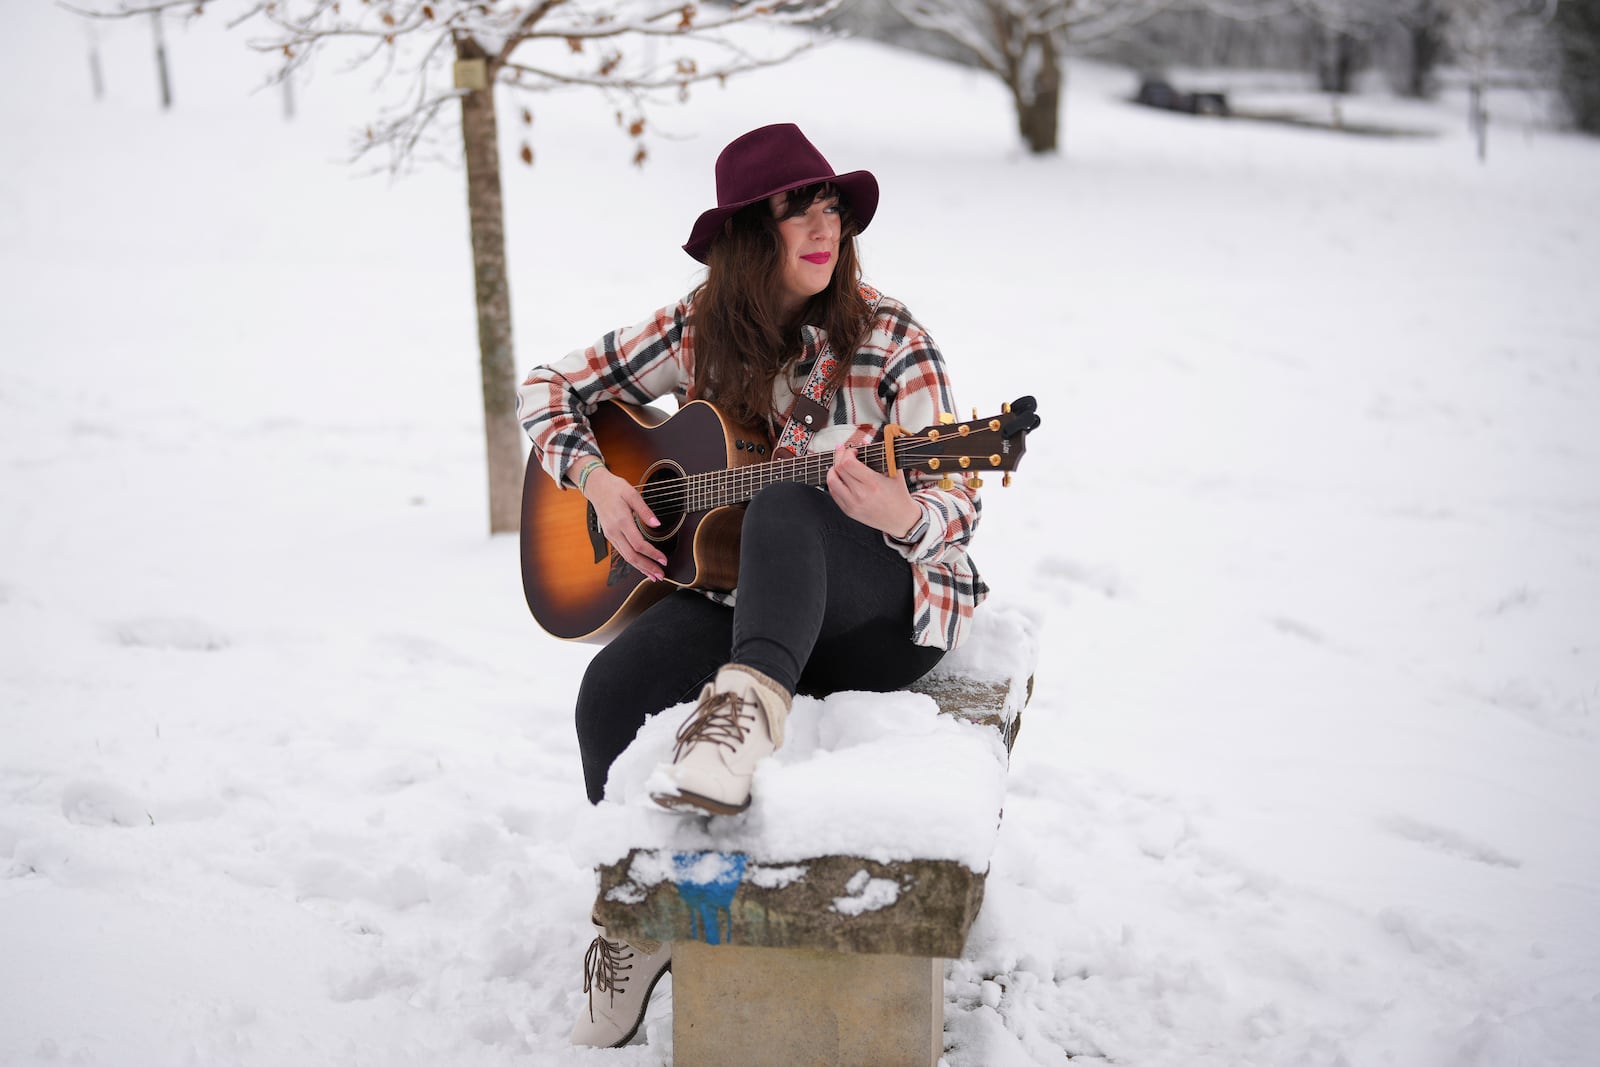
691, 183, 872, 431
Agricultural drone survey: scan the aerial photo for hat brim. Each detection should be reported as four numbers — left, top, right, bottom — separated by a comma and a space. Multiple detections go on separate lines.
682, 169, 879, 264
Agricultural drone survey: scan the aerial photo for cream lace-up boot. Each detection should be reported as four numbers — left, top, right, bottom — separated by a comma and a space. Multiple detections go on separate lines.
568, 917, 672, 1048
651, 664, 792, 815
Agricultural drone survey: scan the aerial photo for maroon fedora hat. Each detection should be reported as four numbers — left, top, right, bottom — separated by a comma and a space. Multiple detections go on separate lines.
682, 123, 879, 263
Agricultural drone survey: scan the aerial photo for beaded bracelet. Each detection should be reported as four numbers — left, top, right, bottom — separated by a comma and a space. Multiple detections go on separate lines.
575, 458, 606, 494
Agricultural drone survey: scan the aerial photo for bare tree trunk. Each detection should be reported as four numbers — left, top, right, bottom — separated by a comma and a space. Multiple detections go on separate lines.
1555, 0, 1600, 134
89, 42, 105, 100
457, 35, 524, 535
1317, 28, 1358, 94
1403, 8, 1445, 98
1469, 82, 1489, 162
87, 21, 105, 101
151, 12, 172, 109
1014, 32, 1061, 154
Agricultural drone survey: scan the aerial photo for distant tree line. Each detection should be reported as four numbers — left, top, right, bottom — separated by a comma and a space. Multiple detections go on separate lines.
1555, 0, 1600, 131
1091, 5, 1455, 98
829, 0, 1600, 151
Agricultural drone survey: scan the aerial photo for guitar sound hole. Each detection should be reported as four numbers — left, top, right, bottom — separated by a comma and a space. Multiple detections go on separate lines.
639, 461, 686, 546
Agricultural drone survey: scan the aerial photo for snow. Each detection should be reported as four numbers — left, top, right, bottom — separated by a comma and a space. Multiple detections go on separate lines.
5, 5, 1600, 1067
581, 684, 1011, 871
930, 600, 1040, 695
834, 870, 903, 917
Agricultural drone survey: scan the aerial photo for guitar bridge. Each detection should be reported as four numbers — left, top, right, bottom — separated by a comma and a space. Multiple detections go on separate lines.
586, 502, 608, 565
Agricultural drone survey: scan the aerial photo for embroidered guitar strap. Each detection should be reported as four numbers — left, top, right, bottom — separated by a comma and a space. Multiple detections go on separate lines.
772, 284, 883, 458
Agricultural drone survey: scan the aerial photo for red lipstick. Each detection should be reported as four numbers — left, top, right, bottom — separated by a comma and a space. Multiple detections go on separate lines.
800, 252, 832, 265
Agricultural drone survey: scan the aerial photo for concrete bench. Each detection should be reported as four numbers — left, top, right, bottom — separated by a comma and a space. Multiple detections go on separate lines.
584, 604, 1038, 1067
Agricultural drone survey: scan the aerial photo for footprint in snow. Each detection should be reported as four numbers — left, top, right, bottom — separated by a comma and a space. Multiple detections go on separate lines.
1481, 678, 1595, 740
61, 781, 152, 828
1380, 815, 1521, 869
1036, 555, 1126, 599
110, 616, 230, 652
379, 632, 481, 668
295, 856, 432, 909
367, 753, 445, 793
1482, 586, 1539, 617
1268, 616, 1325, 644
1377, 906, 1485, 970
328, 962, 420, 1003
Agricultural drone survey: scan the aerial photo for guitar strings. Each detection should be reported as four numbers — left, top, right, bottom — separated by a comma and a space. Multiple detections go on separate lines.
634, 441, 889, 509
633, 444, 889, 510
629, 434, 960, 512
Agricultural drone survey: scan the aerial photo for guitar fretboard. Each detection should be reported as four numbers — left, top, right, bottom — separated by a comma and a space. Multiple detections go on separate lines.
639, 442, 896, 513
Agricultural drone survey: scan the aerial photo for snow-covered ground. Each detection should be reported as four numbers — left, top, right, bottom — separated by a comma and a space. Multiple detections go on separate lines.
4, 6, 1599, 1065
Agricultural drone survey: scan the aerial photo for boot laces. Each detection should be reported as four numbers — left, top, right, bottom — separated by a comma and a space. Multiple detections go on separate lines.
581, 934, 635, 1021
672, 689, 756, 762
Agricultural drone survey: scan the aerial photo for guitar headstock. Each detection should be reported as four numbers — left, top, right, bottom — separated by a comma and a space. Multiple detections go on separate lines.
887, 396, 1040, 490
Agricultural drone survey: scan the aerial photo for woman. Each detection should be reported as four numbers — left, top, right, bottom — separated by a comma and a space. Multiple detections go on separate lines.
516, 123, 986, 1048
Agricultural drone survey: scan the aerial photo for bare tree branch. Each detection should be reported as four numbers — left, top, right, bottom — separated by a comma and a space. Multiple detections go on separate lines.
69, 0, 842, 172
496, 0, 573, 64
502, 35, 816, 89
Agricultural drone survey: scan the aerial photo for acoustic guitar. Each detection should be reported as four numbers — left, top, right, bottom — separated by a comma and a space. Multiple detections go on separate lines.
520, 396, 1040, 643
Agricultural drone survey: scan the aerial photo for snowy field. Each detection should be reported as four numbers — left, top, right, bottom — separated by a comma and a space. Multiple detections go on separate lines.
4, 4, 1600, 1065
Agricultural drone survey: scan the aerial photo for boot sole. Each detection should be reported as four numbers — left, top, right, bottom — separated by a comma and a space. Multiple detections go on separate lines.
650, 788, 751, 817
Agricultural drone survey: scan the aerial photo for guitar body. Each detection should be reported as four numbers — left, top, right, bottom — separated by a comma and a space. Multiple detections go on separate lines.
520, 400, 771, 644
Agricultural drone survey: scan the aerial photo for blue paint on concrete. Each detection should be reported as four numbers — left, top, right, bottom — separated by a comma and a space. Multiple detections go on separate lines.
672, 851, 747, 945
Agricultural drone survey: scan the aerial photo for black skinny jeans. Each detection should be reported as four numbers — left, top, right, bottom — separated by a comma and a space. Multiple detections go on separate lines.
573, 481, 946, 803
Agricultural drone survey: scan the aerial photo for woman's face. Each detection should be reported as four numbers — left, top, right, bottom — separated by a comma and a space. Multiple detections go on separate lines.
769, 189, 842, 317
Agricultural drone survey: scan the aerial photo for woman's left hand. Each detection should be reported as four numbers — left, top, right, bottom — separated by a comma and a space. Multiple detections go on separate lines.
828, 444, 923, 539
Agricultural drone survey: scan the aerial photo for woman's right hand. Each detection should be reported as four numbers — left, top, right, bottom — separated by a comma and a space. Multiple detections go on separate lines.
583, 466, 667, 581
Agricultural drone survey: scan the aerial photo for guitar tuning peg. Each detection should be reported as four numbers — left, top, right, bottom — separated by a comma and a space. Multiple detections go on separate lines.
971, 408, 978, 420
1002, 401, 1012, 414
939, 412, 956, 425
938, 476, 954, 491
1002, 473, 1013, 487
965, 475, 983, 490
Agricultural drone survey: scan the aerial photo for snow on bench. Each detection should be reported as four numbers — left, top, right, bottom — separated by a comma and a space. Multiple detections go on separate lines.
571, 603, 1039, 1067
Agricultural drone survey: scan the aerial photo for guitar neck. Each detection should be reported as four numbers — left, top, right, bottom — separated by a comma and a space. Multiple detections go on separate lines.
631, 398, 1037, 516
669, 444, 893, 511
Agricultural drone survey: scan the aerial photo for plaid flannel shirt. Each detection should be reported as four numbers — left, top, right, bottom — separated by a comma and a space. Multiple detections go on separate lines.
517, 287, 988, 650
